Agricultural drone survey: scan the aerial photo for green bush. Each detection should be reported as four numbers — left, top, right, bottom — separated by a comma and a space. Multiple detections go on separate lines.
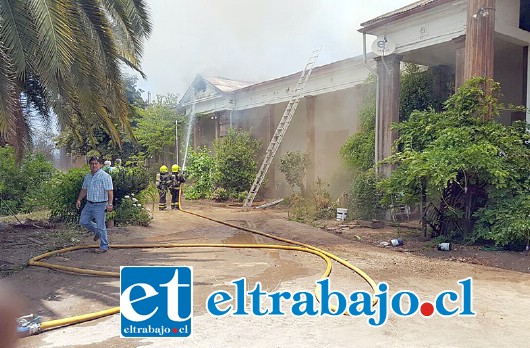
48, 165, 150, 224
279, 151, 309, 194
350, 170, 384, 220
235, 190, 248, 202
183, 130, 260, 201
381, 78, 530, 246
287, 193, 312, 222
473, 191, 530, 249
115, 195, 152, 226
137, 183, 159, 211
0, 146, 56, 215
48, 168, 87, 222
183, 147, 214, 199
212, 128, 260, 196
286, 179, 334, 222
111, 166, 150, 204
210, 187, 229, 202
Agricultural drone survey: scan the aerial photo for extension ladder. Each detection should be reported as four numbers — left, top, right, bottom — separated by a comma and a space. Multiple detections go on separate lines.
243, 47, 321, 208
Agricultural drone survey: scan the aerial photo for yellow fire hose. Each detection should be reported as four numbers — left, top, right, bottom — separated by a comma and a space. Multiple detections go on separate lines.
25, 191, 378, 335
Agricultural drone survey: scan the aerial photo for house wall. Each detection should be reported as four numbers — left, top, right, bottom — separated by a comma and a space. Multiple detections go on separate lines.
494, 44, 526, 124
232, 58, 372, 111
364, 1, 467, 54
194, 115, 218, 149
496, 0, 530, 44
229, 85, 365, 199
314, 87, 363, 180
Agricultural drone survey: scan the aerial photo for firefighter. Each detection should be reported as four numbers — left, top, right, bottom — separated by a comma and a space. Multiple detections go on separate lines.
170, 164, 186, 209
156, 165, 171, 210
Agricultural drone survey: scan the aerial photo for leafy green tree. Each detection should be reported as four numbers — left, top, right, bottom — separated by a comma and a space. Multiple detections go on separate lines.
340, 66, 452, 220
124, 75, 147, 108
0, 0, 151, 157
279, 151, 309, 195
380, 78, 530, 247
56, 74, 147, 162
134, 95, 184, 160
212, 128, 261, 195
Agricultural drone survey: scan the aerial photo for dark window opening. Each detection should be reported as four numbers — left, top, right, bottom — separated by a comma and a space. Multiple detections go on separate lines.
520, 0, 530, 31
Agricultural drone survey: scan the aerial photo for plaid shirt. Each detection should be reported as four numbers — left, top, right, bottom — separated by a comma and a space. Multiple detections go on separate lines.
82, 169, 113, 202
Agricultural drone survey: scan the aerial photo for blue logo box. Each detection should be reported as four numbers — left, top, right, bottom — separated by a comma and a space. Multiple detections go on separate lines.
120, 266, 193, 338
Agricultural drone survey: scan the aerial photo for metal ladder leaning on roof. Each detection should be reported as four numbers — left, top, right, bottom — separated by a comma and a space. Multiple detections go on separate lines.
243, 47, 321, 208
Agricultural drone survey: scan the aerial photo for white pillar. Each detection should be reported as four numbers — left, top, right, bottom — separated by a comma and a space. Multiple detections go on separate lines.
526, 46, 530, 124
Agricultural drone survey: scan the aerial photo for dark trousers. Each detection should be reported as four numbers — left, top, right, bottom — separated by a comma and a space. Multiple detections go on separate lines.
158, 189, 167, 210
170, 189, 180, 209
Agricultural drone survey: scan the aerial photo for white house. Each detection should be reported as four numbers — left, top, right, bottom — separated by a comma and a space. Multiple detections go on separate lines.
179, 0, 530, 199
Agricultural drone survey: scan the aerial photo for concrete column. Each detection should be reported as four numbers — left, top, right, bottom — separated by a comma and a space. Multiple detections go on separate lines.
464, 0, 495, 81
305, 95, 316, 185
525, 46, 530, 124
375, 54, 402, 177
193, 118, 199, 148
267, 104, 276, 191
214, 113, 220, 140
452, 35, 466, 89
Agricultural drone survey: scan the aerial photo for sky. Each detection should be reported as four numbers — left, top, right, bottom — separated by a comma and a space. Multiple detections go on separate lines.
133, 0, 414, 101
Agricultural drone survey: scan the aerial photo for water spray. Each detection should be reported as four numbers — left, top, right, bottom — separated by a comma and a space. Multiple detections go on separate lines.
181, 89, 196, 171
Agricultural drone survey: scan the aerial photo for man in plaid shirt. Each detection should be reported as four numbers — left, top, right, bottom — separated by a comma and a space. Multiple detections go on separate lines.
76, 156, 114, 253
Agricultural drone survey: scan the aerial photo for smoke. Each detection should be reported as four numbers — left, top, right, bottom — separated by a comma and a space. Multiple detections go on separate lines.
136, 0, 412, 98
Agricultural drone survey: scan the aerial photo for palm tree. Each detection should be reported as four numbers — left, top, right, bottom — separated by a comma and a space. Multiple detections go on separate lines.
0, 0, 151, 158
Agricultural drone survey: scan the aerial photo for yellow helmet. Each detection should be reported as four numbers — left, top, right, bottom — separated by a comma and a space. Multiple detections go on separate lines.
159, 165, 168, 173
172, 164, 179, 172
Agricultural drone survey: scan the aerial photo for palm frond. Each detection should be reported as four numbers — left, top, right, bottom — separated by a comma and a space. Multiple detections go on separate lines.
0, 0, 151, 156
28, 0, 76, 92
0, 0, 33, 78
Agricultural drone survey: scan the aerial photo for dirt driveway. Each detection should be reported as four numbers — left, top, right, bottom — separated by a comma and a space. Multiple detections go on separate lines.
5, 202, 530, 347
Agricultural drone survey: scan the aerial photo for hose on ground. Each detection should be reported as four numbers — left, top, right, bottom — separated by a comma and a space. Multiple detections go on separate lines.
25, 193, 378, 335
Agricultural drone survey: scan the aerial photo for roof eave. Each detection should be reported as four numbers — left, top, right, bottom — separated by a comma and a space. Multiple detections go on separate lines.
358, 0, 453, 34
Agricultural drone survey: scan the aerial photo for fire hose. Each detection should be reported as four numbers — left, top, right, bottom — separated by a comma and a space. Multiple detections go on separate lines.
21, 191, 378, 336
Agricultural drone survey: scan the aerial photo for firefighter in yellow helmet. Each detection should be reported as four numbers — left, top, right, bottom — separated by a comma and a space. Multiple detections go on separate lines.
155, 165, 171, 210
170, 164, 186, 209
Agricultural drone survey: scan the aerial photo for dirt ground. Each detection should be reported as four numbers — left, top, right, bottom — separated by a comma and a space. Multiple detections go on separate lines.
1, 201, 529, 347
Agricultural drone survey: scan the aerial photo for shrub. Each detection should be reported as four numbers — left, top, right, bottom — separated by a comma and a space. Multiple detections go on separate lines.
236, 190, 248, 202
287, 193, 313, 222
115, 195, 152, 226
137, 183, 159, 211
279, 151, 309, 194
350, 170, 384, 220
286, 179, 334, 222
473, 191, 530, 249
212, 128, 260, 196
111, 166, 150, 204
184, 147, 214, 199
48, 165, 150, 224
48, 168, 87, 222
0, 146, 56, 215
210, 187, 229, 202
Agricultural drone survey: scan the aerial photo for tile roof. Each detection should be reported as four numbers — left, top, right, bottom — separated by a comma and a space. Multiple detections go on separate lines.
203, 76, 254, 92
